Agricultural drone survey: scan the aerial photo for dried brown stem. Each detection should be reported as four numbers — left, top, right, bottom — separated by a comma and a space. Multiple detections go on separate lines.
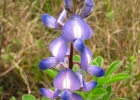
0, 0, 6, 60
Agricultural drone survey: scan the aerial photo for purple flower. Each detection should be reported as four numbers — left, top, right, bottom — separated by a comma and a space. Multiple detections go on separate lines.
40, 68, 84, 100
61, 90, 84, 100
76, 71, 97, 91
62, 15, 93, 42
54, 68, 83, 99
39, 0, 105, 99
81, 46, 92, 70
42, 9, 66, 29
80, 0, 94, 18
39, 36, 67, 70
74, 38, 85, 54
56, 9, 67, 26
74, 38, 93, 70
50, 36, 67, 62
40, 88, 60, 99
54, 68, 80, 90
86, 65, 105, 77
64, 0, 73, 13
39, 57, 59, 70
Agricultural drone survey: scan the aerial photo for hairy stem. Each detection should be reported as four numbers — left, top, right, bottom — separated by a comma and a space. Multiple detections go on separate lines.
69, 43, 74, 69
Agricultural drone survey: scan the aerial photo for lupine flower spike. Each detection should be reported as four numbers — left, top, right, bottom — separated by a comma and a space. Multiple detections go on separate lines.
39, 0, 105, 100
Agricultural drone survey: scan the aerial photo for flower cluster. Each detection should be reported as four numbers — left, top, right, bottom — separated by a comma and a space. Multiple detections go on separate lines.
39, 0, 105, 100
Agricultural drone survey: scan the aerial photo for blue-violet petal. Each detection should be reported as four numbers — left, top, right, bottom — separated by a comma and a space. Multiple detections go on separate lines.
56, 9, 66, 26
85, 81, 97, 91
40, 88, 54, 98
81, 47, 92, 70
61, 90, 71, 100
39, 57, 58, 70
71, 93, 84, 100
53, 89, 60, 99
50, 36, 67, 62
64, 0, 73, 13
62, 15, 92, 42
86, 65, 105, 77
42, 14, 56, 28
74, 38, 85, 53
80, 0, 94, 18
76, 71, 87, 90
53, 68, 80, 91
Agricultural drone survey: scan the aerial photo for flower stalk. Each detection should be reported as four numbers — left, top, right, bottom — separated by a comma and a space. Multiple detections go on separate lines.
69, 43, 74, 69
39, 0, 105, 99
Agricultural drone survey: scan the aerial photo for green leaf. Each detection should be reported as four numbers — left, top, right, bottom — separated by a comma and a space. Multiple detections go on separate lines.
42, 97, 50, 100
73, 55, 80, 61
45, 69, 58, 78
57, 0, 61, 4
104, 73, 130, 85
90, 88, 107, 96
38, 40, 44, 48
87, 88, 107, 100
105, 61, 122, 77
90, 60, 99, 66
103, 86, 112, 100
94, 56, 103, 67
22, 94, 36, 100
6, 47, 14, 60
72, 64, 78, 72
10, 97, 16, 100
116, 98, 125, 100
97, 77, 110, 86
75, 91, 87, 99
13, 38, 21, 44
0, 86, 3, 95
87, 95, 103, 100
106, 10, 114, 19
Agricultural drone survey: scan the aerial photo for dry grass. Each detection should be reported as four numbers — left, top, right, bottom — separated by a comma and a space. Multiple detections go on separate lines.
0, 0, 140, 100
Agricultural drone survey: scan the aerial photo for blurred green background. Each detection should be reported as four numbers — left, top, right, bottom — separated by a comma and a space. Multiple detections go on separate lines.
0, 0, 140, 100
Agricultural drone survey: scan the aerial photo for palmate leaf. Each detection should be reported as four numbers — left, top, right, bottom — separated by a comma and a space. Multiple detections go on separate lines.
103, 86, 112, 100
42, 97, 50, 100
86, 88, 107, 100
87, 95, 103, 100
97, 77, 110, 86
90, 56, 103, 67
73, 55, 80, 72
116, 98, 125, 100
10, 97, 16, 100
76, 88, 107, 100
97, 73, 130, 86
72, 64, 78, 72
94, 56, 103, 67
75, 91, 87, 99
104, 73, 130, 85
105, 61, 122, 77
73, 55, 80, 61
89, 88, 107, 96
45, 69, 58, 78
22, 94, 36, 100
90, 60, 98, 66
